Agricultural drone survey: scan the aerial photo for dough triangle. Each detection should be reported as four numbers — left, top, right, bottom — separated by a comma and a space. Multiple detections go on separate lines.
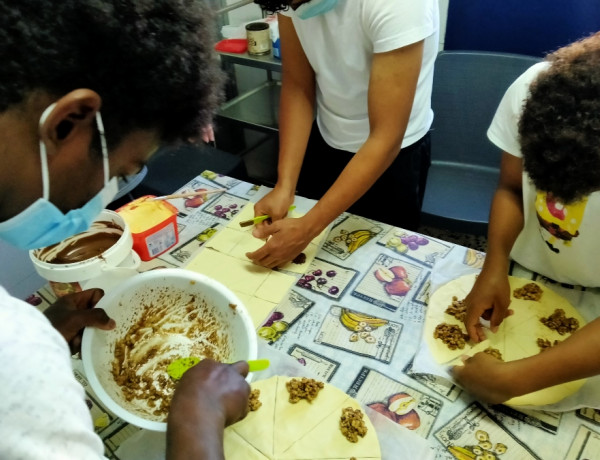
278, 397, 381, 459
273, 377, 349, 456
230, 376, 278, 457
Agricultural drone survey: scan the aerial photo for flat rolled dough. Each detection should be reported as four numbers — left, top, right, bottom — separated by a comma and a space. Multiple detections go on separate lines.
425, 274, 587, 406
224, 376, 381, 459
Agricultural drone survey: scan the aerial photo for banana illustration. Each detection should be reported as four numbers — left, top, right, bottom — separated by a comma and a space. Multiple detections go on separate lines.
447, 446, 476, 460
340, 308, 388, 331
345, 229, 372, 254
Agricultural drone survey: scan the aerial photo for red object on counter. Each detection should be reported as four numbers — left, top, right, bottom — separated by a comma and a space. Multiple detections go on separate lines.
215, 39, 248, 54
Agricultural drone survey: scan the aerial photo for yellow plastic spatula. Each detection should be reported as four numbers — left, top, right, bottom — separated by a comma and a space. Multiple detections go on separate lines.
167, 358, 270, 380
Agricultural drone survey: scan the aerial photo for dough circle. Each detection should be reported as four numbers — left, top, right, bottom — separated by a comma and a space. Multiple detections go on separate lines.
425, 274, 587, 406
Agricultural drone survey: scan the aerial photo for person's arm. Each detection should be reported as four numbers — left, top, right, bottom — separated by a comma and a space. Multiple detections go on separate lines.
248, 40, 424, 268
166, 360, 250, 460
251, 14, 316, 222
464, 152, 524, 342
453, 316, 600, 404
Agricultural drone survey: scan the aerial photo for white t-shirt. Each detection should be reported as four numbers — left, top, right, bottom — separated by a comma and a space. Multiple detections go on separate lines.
488, 62, 600, 287
0, 286, 105, 459
282, 0, 439, 152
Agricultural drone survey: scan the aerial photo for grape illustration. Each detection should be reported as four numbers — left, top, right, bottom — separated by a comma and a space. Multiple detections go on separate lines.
328, 286, 340, 295
326, 270, 337, 277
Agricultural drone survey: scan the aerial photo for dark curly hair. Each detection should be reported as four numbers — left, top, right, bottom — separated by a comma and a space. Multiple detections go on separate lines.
519, 32, 600, 204
0, 0, 224, 148
253, 0, 293, 14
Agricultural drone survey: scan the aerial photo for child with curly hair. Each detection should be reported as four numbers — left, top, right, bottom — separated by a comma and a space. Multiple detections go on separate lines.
454, 32, 600, 404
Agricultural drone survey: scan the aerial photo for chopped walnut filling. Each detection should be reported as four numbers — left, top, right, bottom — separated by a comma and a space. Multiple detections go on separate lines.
286, 377, 324, 403
540, 308, 579, 335
513, 283, 543, 301
248, 389, 262, 411
434, 323, 468, 350
339, 407, 368, 443
537, 337, 562, 352
483, 347, 503, 361
445, 296, 467, 322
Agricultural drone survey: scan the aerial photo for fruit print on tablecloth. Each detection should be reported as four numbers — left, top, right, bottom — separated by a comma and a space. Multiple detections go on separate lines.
314, 306, 402, 364
201, 193, 249, 221
435, 402, 539, 460
377, 227, 453, 268
257, 289, 315, 344
347, 366, 442, 439
287, 344, 341, 382
403, 357, 461, 402
295, 258, 358, 300
322, 215, 388, 260
167, 224, 219, 264
351, 253, 425, 314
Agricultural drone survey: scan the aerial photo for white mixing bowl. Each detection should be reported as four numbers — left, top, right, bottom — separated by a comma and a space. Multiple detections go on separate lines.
81, 268, 257, 431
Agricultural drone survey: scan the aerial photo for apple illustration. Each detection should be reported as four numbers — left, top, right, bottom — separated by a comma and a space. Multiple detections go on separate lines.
395, 410, 421, 430
388, 393, 417, 415
367, 402, 398, 423
388, 393, 420, 430
374, 267, 395, 283
384, 278, 411, 296
184, 188, 208, 208
388, 266, 408, 280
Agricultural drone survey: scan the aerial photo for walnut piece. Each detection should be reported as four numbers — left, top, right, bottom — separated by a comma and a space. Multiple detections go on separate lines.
540, 308, 579, 335
248, 389, 262, 411
513, 282, 543, 301
445, 296, 467, 322
286, 378, 324, 403
537, 337, 562, 352
434, 323, 468, 350
483, 347, 503, 361
339, 407, 367, 443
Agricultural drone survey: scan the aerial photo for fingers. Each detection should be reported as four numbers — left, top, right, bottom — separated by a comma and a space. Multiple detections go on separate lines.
252, 221, 275, 239
246, 238, 283, 269
76, 307, 116, 331
464, 308, 483, 343
230, 360, 250, 378
69, 288, 105, 310
489, 307, 505, 333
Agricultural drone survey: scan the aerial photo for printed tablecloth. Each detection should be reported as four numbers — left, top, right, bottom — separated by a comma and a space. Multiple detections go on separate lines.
26, 172, 600, 460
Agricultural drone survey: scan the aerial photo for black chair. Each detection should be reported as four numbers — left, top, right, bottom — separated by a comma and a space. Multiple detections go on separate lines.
133, 143, 248, 197
420, 51, 541, 235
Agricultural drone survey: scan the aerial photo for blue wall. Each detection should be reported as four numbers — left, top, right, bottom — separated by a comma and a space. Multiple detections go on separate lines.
445, 0, 600, 56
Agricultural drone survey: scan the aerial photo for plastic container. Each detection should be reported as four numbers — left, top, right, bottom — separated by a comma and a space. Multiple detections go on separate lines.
116, 196, 179, 261
81, 268, 257, 431
214, 38, 248, 54
266, 15, 281, 59
30, 210, 140, 297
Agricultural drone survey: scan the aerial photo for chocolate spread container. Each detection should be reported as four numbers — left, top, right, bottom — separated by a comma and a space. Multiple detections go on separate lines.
29, 210, 140, 296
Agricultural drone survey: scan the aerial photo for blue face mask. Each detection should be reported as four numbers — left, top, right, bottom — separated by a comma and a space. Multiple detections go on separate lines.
0, 104, 118, 250
296, 0, 339, 19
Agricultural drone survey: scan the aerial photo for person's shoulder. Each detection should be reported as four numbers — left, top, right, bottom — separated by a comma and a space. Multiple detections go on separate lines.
509, 61, 550, 93
361, 0, 436, 17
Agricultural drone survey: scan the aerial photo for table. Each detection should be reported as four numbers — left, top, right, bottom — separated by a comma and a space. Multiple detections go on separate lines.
29, 172, 600, 459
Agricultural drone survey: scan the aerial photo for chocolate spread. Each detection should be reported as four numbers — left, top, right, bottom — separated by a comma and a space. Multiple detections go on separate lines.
36, 220, 123, 264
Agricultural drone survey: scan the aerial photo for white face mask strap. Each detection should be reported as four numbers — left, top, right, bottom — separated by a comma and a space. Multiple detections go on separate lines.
38, 103, 56, 200
95, 111, 110, 185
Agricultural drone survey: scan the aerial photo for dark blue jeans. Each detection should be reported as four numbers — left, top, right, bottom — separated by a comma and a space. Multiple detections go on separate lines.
296, 122, 431, 230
